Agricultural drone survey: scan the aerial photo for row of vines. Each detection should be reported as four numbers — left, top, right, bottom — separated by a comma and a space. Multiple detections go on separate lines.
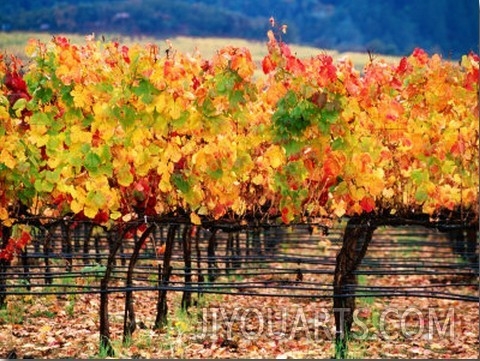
0, 27, 478, 357
0, 28, 478, 260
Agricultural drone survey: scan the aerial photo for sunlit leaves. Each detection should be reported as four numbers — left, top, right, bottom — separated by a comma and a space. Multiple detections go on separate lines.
0, 32, 477, 232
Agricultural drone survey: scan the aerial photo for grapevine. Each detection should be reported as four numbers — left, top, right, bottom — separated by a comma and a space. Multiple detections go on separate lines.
0, 31, 478, 257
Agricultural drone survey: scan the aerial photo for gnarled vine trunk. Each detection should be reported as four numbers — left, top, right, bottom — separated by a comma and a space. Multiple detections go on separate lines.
333, 215, 376, 359
154, 224, 178, 329
0, 226, 12, 308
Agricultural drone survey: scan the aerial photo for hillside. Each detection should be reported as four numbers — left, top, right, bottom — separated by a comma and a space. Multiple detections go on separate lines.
0, 0, 477, 59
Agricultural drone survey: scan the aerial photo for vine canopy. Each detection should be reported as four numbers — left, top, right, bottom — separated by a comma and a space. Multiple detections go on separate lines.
0, 32, 478, 233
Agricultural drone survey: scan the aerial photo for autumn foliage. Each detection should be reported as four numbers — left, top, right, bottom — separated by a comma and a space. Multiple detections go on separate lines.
0, 31, 478, 254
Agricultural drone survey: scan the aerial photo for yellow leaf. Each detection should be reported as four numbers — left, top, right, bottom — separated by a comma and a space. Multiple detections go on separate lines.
159, 178, 172, 193
368, 168, 385, 196
317, 238, 332, 250
252, 174, 264, 185
70, 124, 92, 144
153, 91, 167, 112
117, 164, 134, 187
0, 206, 9, 221
71, 85, 92, 109
2, 218, 14, 227
70, 199, 84, 214
47, 155, 62, 169
122, 213, 133, 222
170, 99, 182, 119
0, 106, 9, 119
84, 204, 98, 219
430, 343, 444, 351
157, 160, 173, 177
382, 187, 395, 199
350, 186, 365, 202
39, 325, 51, 333
131, 127, 148, 146
25, 39, 40, 57
110, 210, 122, 220
28, 124, 48, 146
231, 198, 246, 215
165, 142, 182, 163
0, 149, 16, 169
264, 145, 285, 169
190, 212, 201, 225
332, 199, 346, 218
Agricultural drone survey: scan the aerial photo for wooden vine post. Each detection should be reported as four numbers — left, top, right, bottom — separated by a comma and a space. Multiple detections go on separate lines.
333, 215, 376, 359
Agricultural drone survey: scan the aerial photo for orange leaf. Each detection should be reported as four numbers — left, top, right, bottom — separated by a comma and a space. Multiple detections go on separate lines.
156, 244, 166, 256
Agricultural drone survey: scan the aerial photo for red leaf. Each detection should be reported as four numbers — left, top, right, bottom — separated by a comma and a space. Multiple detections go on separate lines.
412, 47, 428, 64
53, 36, 70, 48
121, 45, 130, 63
93, 210, 109, 224
281, 206, 291, 224
359, 197, 375, 213
262, 55, 276, 74
286, 56, 305, 74
396, 57, 409, 75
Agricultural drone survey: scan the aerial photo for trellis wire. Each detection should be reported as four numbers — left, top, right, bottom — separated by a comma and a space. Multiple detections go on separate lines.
1, 220, 477, 301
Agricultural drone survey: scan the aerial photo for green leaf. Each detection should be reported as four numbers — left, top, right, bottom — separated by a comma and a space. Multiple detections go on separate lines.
133, 78, 159, 104
60, 84, 75, 107
34, 178, 54, 193
45, 168, 61, 183
81, 113, 94, 128
13, 98, 27, 117
113, 104, 136, 129
415, 186, 429, 202
13, 98, 27, 111
332, 137, 346, 151
81, 143, 91, 154
31, 112, 51, 126
87, 190, 106, 208
84, 151, 101, 173
317, 108, 339, 134
34, 86, 53, 103
0, 94, 9, 107
201, 97, 216, 117
46, 137, 62, 155
215, 72, 236, 95
283, 140, 304, 157
81, 263, 106, 277
441, 160, 456, 174
172, 174, 190, 194
70, 156, 83, 170
208, 168, 223, 180
273, 92, 315, 139
411, 169, 429, 184
229, 90, 245, 107
97, 145, 113, 177
172, 110, 190, 129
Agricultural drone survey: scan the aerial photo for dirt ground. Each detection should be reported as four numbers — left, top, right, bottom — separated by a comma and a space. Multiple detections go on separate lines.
0, 225, 478, 359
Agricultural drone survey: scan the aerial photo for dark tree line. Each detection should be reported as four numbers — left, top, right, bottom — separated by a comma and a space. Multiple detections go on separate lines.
1, 0, 477, 58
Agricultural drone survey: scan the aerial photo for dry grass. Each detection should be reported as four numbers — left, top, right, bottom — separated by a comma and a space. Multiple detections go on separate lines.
0, 31, 402, 69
